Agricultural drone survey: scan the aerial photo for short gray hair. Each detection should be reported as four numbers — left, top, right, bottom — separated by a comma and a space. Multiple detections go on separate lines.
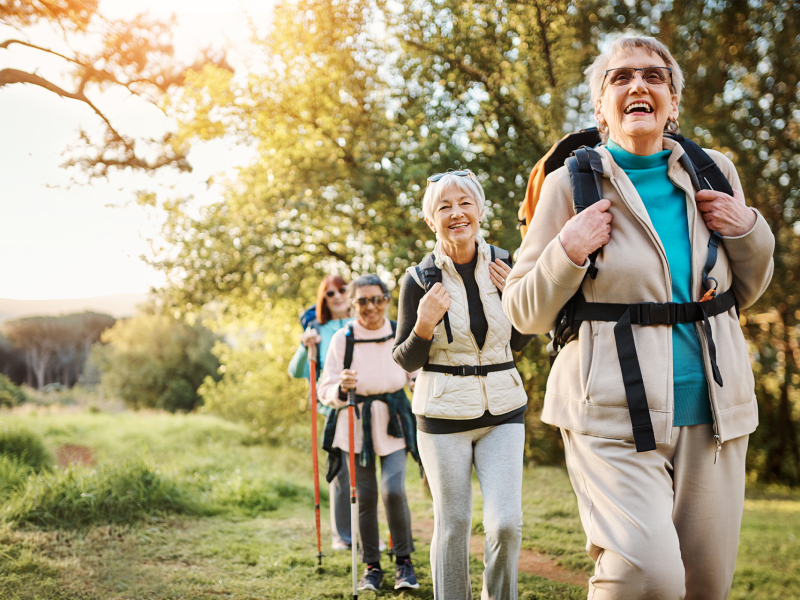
586, 36, 683, 140
421, 172, 485, 224
347, 274, 389, 303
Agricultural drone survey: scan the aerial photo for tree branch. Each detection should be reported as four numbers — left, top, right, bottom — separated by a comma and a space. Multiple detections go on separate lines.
533, 1, 557, 88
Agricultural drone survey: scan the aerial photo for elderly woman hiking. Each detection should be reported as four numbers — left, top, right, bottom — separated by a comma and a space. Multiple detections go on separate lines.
393, 170, 532, 599
503, 36, 774, 599
318, 274, 420, 592
288, 275, 353, 551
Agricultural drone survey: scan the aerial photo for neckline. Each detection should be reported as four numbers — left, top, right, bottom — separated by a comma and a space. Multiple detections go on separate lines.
607, 139, 671, 170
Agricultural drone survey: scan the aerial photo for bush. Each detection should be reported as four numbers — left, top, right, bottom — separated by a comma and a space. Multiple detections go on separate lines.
3, 460, 204, 528
0, 374, 28, 407
0, 455, 32, 501
91, 314, 220, 412
0, 423, 51, 471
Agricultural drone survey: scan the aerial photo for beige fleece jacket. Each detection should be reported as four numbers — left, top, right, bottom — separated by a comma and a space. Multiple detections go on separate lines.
503, 138, 774, 445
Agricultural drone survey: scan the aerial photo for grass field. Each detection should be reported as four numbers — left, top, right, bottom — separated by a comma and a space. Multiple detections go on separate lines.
0, 409, 798, 599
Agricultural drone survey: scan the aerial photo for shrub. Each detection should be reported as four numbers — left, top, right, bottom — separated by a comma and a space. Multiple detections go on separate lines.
0, 374, 28, 407
0, 423, 51, 471
0, 455, 32, 501
3, 460, 205, 528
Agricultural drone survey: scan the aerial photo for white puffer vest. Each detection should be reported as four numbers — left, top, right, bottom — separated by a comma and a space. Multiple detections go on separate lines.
408, 237, 528, 419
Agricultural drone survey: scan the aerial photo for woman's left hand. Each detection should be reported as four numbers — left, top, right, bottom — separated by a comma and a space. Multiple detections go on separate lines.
696, 189, 757, 237
489, 259, 512, 292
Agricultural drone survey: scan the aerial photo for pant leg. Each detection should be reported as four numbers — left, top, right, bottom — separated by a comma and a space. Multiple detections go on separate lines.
417, 429, 476, 600
473, 424, 524, 600
330, 457, 351, 547
673, 425, 748, 600
377, 450, 415, 558
344, 451, 381, 564
561, 428, 685, 600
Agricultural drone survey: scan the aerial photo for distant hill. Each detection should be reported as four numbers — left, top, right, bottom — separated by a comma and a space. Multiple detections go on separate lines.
0, 293, 148, 322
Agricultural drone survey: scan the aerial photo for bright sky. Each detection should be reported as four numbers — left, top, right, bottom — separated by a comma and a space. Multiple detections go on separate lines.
0, 0, 272, 300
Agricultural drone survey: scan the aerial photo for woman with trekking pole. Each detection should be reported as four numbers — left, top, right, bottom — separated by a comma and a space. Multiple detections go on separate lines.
503, 36, 775, 599
288, 275, 353, 552
392, 171, 533, 599
318, 274, 421, 592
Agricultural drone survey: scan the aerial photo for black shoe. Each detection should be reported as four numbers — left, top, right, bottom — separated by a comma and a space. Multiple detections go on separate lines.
358, 565, 384, 591
394, 559, 420, 590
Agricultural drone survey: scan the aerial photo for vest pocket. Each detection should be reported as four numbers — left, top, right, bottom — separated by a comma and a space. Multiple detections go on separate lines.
432, 373, 449, 397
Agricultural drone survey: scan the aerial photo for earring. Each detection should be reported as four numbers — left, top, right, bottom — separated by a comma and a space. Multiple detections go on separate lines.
666, 119, 679, 133
598, 121, 609, 134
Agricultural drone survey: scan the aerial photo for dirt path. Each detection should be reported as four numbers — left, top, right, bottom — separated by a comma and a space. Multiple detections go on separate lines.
56, 444, 95, 467
411, 518, 587, 588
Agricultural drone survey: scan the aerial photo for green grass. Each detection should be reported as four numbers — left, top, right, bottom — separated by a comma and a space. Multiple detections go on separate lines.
0, 409, 796, 599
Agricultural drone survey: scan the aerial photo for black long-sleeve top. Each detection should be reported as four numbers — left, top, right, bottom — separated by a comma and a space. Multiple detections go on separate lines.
392, 250, 533, 434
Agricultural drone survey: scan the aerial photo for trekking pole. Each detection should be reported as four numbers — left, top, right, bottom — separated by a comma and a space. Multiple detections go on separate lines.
308, 342, 323, 567
387, 533, 394, 561
348, 387, 359, 599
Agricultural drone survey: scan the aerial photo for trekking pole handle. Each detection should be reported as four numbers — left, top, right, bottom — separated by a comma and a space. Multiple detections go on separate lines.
308, 341, 317, 362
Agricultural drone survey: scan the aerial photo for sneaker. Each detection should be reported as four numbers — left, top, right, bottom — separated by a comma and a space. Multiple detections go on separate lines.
394, 559, 420, 590
331, 541, 350, 551
378, 537, 387, 552
358, 566, 384, 591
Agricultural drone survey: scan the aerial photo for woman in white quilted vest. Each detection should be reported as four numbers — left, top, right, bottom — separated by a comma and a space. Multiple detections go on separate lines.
393, 170, 532, 599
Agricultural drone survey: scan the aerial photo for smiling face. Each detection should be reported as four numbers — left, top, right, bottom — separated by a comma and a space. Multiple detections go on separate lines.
324, 281, 349, 320
425, 184, 484, 256
595, 47, 679, 154
353, 284, 387, 330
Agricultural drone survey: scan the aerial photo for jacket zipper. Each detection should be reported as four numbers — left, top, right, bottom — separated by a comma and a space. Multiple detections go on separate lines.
670, 170, 723, 456
450, 256, 487, 412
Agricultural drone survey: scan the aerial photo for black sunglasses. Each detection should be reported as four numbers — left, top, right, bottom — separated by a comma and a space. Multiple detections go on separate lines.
427, 170, 474, 183
325, 287, 347, 298
353, 294, 389, 307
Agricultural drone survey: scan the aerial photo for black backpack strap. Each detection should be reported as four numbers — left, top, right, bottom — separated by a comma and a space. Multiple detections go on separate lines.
668, 134, 733, 295
343, 322, 355, 370
418, 253, 453, 343
668, 133, 733, 196
566, 147, 604, 279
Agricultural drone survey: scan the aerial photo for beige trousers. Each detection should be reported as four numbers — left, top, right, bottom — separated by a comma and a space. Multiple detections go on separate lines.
562, 424, 748, 600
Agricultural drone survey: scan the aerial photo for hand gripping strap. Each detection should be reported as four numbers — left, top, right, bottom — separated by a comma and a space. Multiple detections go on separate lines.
417, 256, 454, 344
566, 147, 604, 279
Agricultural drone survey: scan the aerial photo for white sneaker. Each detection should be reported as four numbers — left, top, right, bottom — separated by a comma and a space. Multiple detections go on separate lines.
378, 538, 387, 552
331, 541, 350, 551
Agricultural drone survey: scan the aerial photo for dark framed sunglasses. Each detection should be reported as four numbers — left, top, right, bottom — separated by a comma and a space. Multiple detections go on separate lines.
427, 170, 474, 183
353, 294, 390, 307
325, 287, 347, 298
602, 66, 672, 89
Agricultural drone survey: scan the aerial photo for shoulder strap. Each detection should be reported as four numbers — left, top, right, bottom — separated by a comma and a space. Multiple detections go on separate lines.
489, 245, 511, 267
667, 133, 733, 196
415, 252, 453, 343
390, 319, 397, 337
343, 322, 355, 370
566, 146, 604, 279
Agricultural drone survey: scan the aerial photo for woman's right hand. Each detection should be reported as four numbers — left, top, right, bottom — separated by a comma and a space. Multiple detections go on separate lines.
339, 369, 357, 391
301, 328, 322, 348
414, 282, 451, 340
559, 199, 613, 266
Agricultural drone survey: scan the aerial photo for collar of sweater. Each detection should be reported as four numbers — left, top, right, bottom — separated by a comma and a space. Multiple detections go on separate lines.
351, 317, 392, 339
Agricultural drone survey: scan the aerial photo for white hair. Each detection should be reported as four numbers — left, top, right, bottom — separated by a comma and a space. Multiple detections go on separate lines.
421, 173, 485, 224
585, 36, 684, 140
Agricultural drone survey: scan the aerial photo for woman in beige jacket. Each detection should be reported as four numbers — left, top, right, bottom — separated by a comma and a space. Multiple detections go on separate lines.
503, 37, 774, 600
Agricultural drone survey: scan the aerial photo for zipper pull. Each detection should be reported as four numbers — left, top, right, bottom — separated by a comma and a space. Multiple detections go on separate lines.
714, 435, 721, 464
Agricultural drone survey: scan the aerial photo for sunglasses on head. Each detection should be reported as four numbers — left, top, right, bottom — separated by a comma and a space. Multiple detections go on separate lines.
353, 294, 390, 307
325, 287, 347, 298
427, 170, 473, 183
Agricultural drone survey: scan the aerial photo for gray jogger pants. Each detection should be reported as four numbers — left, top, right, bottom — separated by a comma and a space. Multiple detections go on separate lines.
343, 449, 415, 564
417, 423, 524, 600
330, 456, 351, 547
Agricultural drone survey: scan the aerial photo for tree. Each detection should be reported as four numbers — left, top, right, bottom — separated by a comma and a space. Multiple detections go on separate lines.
0, 0, 228, 176
92, 313, 220, 412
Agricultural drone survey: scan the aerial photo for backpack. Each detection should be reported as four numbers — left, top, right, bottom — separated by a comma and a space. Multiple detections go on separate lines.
300, 305, 319, 332
413, 245, 512, 344
342, 320, 398, 370
519, 127, 737, 453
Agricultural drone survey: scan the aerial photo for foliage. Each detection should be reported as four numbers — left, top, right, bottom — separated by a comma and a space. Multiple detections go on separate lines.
199, 301, 310, 445
0, 0, 229, 176
1, 312, 116, 390
91, 314, 220, 412
3, 460, 201, 529
0, 374, 28, 408
0, 423, 51, 472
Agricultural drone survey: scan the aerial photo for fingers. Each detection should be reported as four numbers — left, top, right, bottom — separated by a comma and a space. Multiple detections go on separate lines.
595, 198, 612, 212
489, 260, 510, 291
340, 369, 357, 390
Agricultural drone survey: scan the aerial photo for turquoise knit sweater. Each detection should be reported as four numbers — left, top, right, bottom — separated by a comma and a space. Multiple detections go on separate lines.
607, 140, 712, 426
